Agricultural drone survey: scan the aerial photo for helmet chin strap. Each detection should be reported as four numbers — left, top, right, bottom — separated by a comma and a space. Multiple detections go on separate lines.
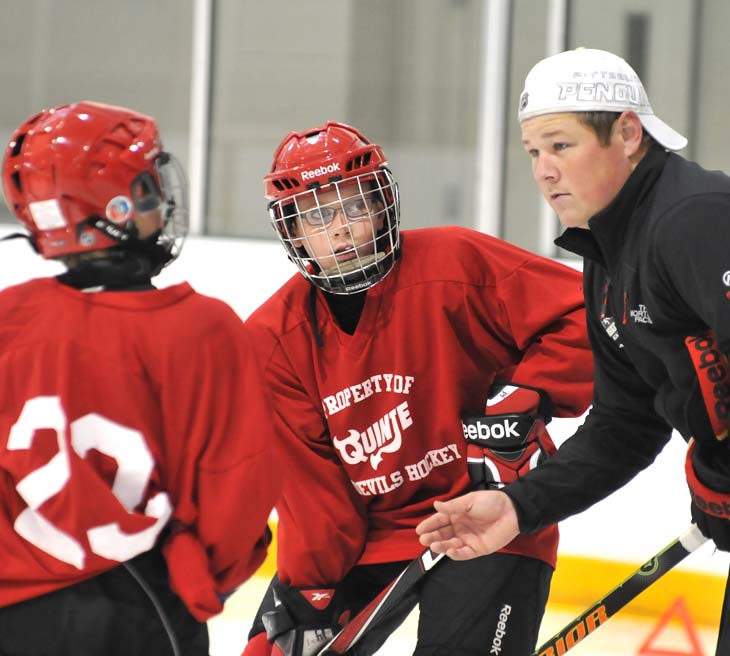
90, 216, 134, 245
89, 218, 174, 276
54, 220, 174, 290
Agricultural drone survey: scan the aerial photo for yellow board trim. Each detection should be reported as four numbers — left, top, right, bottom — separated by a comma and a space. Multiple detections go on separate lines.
549, 553, 723, 627
258, 522, 277, 578
255, 523, 723, 626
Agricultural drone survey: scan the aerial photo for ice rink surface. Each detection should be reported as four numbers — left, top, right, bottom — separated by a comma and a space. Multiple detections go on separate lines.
208, 576, 719, 656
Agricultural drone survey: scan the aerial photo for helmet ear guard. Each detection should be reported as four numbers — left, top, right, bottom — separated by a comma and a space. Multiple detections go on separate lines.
265, 122, 400, 295
2, 101, 188, 268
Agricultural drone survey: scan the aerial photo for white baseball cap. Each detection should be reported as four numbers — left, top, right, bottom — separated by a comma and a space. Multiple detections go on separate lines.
518, 48, 687, 151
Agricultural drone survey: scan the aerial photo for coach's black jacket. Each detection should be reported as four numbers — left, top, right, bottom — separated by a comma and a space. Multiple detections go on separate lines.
506, 144, 730, 531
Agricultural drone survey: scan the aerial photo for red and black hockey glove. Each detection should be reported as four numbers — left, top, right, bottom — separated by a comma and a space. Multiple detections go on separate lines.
260, 579, 351, 656
463, 382, 556, 490
686, 438, 730, 552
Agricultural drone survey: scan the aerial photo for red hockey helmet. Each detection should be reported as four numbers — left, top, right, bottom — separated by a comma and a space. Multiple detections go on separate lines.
264, 121, 400, 294
2, 101, 188, 263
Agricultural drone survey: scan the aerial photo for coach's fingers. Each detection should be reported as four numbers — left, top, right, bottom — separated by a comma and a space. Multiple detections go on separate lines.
416, 512, 454, 538
424, 536, 468, 556
432, 493, 479, 516
418, 527, 455, 548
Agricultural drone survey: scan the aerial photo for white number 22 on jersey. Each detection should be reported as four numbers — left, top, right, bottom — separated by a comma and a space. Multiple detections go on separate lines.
7, 396, 172, 569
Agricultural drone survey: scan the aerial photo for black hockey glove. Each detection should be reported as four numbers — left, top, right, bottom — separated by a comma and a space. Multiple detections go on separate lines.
686, 439, 730, 552
261, 578, 351, 656
463, 382, 556, 490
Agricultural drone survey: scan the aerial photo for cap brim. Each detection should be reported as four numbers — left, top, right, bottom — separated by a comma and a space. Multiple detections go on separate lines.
639, 114, 688, 151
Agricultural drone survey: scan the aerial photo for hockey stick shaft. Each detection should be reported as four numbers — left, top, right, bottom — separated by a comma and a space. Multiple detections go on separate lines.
316, 548, 445, 655
533, 523, 707, 656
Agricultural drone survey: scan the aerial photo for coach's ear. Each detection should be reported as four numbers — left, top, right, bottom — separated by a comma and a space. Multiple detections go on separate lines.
617, 111, 644, 160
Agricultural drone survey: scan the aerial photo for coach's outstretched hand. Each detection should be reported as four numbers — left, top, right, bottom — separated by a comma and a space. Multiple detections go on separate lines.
415, 491, 520, 560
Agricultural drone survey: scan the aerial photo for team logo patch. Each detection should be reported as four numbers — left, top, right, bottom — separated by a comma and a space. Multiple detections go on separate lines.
723, 271, 730, 286
301, 589, 334, 610
519, 91, 529, 111
105, 195, 132, 223
332, 401, 412, 470
601, 316, 624, 348
629, 304, 653, 324
79, 231, 96, 247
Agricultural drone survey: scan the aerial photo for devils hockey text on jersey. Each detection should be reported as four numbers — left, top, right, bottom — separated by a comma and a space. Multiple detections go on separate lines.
350, 443, 462, 496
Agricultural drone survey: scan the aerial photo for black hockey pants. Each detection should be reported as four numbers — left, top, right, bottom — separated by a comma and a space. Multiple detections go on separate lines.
249, 552, 552, 656
0, 548, 208, 656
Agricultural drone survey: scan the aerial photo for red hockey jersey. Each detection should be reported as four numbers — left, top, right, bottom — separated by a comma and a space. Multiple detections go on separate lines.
0, 278, 278, 621
246, 226, 593, 587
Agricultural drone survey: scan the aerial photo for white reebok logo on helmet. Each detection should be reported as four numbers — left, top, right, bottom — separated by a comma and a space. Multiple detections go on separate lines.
301, 163, 341, 180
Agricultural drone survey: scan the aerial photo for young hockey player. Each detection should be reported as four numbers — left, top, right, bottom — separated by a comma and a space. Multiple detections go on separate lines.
242, 120, 594, 655
416, 48, 730, 654
0, 101, 279, 656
